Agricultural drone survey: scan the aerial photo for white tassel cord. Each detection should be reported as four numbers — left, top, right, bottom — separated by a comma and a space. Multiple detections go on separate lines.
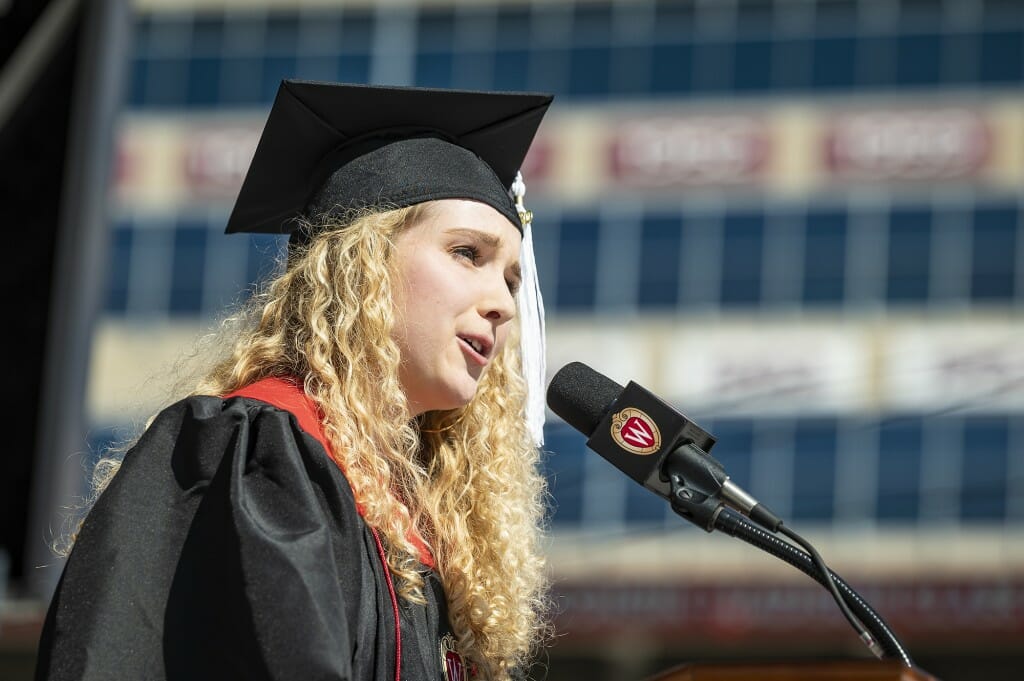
512, 172, 546, 447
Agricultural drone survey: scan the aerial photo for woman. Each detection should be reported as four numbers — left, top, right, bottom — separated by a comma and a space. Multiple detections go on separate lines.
36, 81, 553, 681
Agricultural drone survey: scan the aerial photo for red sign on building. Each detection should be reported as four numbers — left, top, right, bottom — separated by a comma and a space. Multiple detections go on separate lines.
183, 124, 262, 200
608, 115, 769, 187
825, 108, 990, 181
520, 134, 552, 187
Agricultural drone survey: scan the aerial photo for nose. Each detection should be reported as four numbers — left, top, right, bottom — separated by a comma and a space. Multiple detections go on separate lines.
482, 275, 517, 324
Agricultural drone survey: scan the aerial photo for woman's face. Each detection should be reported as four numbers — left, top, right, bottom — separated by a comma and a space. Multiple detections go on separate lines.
391, 199, 522, 416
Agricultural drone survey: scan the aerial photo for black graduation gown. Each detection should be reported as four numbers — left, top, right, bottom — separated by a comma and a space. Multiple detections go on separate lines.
35, 393, 461, 681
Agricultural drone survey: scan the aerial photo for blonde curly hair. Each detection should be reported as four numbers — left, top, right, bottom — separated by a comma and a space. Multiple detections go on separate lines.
156, 203, 547, 679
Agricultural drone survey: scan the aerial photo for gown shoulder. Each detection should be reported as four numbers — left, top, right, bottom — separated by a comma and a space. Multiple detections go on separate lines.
35, 395, 391, 681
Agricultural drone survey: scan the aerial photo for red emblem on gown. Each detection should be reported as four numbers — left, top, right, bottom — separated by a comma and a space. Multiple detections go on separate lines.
440, 633, 467, 681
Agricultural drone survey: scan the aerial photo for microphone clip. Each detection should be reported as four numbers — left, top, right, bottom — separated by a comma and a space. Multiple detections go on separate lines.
664, 442, 729, 533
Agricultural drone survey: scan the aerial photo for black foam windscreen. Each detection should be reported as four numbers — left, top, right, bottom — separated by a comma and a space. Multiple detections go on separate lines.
546, 361, 623, 436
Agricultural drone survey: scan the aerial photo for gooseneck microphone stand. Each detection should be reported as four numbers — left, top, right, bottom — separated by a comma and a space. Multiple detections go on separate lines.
710, 507, 914, 666
663, 446, 914, 668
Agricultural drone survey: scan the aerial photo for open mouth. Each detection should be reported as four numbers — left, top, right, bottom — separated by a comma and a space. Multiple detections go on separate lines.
458, 335, 490, 363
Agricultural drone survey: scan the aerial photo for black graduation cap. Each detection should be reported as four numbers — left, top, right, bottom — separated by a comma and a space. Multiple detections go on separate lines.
224, 80, 553, 237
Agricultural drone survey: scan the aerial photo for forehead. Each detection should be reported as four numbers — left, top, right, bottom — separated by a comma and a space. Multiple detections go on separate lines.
415, 199, 522, 247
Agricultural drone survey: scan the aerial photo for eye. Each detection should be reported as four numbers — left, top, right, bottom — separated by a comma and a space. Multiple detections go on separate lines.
452, 245, 480, 263
506, 278, 521, 296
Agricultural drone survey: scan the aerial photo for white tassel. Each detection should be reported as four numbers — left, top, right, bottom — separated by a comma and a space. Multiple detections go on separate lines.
512, 172, 546, 447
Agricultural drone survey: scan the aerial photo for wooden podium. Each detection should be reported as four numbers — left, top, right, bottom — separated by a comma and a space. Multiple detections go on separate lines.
647, 660, 939, 681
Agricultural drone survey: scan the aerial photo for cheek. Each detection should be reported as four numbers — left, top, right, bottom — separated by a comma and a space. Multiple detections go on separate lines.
402, 257, 455, 305
493, 323, 512, 354
393, 259, 447, 331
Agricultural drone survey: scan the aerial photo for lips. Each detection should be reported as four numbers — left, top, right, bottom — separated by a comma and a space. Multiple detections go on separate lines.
458, 334, 492, 364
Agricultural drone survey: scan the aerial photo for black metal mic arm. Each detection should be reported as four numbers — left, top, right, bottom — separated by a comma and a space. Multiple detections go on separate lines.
662, 442, 908, 664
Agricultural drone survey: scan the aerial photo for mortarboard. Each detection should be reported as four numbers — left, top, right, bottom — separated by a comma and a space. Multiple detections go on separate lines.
224, 80, 553, 237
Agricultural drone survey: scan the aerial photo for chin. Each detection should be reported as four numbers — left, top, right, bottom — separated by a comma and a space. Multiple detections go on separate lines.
435, 377, 482, 412
410, 382, 478, 415
441, 388, 478, 411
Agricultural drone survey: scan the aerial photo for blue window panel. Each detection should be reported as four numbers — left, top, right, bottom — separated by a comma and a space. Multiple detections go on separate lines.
900, 0, 945, 26
856, 36, 897, 88
608, 45, 653, 96
815, 0, 858, 29
568, 46, 611, 98
219, 15, 267, 54
971, 204, 1018, 301
792, 418, 838, 521
979, 30, 1024, 84
896, 33, 942, 86
625, 478, 666, 525
127, 57, 148, 107
262, 56, 298, 103
294, 56, 341, 83
528, 48, 571, 95
705, 419, 754, 493
144, 16, 193, 56
336, 54, 371, 86
556, 215, 599, 311
573, 3, 613, 44
292, 13, 344, 54
813, 36, 856, 90
218, 57, 264, 106
265, 13, 301, 54
876, 417, 922, 521
451, 50, 496, 91
247, 235, 285, 286
720, 212, 764, 307
736, 0, 774, 33
675, 216, 707, 307
941, 33, 979, 84
987, 0, 1024, 23
773, 39, 812, 91
494, 49, 531, 91
734, 40, 773, 93
495, 7, 532, 49
530, 3, 571, 42
651, 43, 692, 94
652, 1, 695, 40
961, 417, 1009, 521
887, 207, 932, 303
191, 16, 225, 56
170, 225, 207, 315
638, 215, 682, 308
543, 423, 587, 526
133, 14, 154, 52
105, 225, 133, 314
186, 56, 221, 107
803, 210, 846, 305
338, 12, 374, 52
418, 9, 455, 50
141, 57, 189, 108
533, 216, 560, 304
416, 51, 454, 88
692, 42, 732, 94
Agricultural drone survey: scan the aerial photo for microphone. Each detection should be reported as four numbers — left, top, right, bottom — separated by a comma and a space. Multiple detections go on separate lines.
546, 361, 781, 531
546, 362, 904, 662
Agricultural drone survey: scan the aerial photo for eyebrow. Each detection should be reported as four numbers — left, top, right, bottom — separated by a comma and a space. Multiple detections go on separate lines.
446, 228, 522, 281
445, 227, 501, 248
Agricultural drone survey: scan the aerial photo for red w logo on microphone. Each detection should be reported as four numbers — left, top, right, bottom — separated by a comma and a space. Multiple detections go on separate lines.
622, 416, 654, 447
610, 408, 662, 455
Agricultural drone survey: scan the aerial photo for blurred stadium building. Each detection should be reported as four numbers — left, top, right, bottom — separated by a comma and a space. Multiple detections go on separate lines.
3, 0, 1024, 679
